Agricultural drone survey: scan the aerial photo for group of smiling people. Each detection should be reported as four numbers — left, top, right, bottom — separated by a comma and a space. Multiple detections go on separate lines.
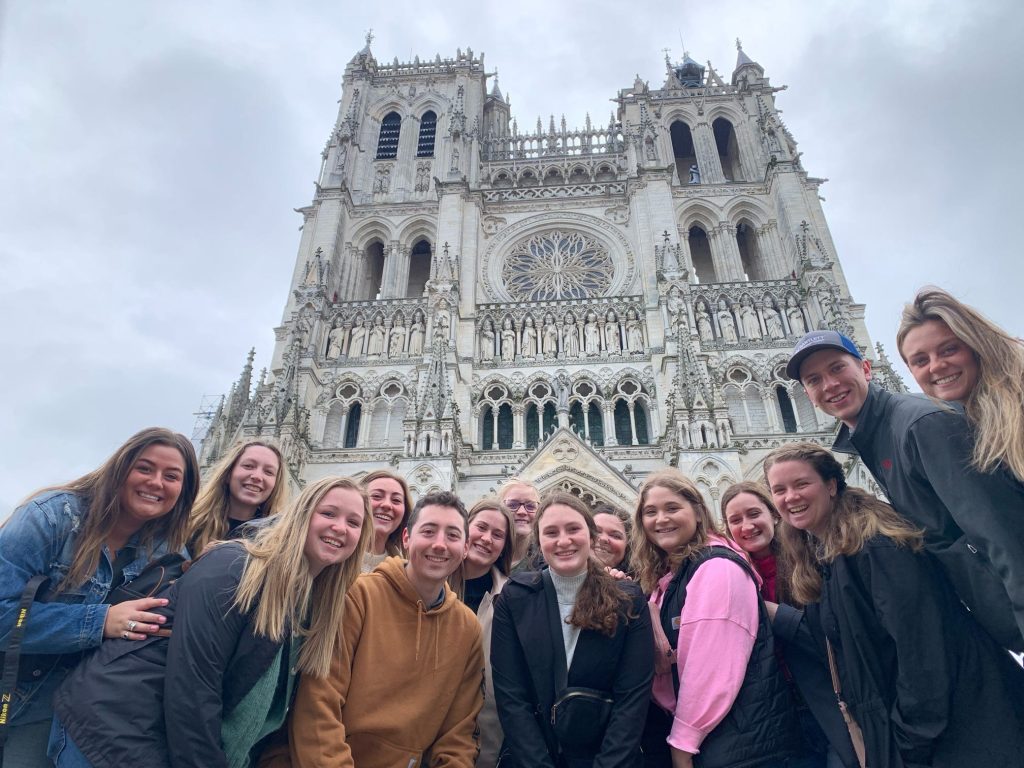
1, 286, 1023, 768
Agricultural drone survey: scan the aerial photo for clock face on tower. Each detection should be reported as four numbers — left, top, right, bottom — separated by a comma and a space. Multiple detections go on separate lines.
502, 230, 614, 301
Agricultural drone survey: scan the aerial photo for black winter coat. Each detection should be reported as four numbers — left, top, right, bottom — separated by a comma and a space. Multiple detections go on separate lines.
491, 570, 654, 768
817, 536, 1024, 767
833, 384, 1024, 651
52, 543, 292, 768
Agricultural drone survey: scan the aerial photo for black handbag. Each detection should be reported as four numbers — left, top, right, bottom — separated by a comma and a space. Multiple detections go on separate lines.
106, 552, 186, 603
550, 686, 614, 753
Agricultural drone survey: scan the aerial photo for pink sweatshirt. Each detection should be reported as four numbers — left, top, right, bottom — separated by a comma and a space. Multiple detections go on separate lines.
649, 536, 760, 754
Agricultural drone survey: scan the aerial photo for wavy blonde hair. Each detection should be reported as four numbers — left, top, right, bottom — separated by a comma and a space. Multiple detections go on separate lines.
630, 469, 719, 594
186, 439, 288, 555
897, 286, 1024, 483
229, 476, 372, 678
762, 443, 922, 605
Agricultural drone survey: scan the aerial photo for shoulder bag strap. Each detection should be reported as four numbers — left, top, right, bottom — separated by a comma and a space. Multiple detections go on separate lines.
0, 575, 50, 748
826, 638, 867, 768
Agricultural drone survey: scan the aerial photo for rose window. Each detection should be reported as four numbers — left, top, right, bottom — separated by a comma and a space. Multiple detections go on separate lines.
502, 230, 614, 301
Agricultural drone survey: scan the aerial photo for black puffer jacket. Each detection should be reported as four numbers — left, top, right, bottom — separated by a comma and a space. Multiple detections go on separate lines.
833, 384, 1024, 651
53, 542, 291, 768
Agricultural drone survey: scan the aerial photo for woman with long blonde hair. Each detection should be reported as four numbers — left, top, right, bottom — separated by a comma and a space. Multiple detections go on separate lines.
360, 469, 414, 572
897, 286, 1024, 482
50, 476, 372, 768
0, 427, 199, 765
186, 438, 288, 556
765, 443, 1024, 767
633, 469, 798, 768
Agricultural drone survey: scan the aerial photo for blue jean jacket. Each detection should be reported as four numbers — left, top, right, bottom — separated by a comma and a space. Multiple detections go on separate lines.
0, 490, 173, 725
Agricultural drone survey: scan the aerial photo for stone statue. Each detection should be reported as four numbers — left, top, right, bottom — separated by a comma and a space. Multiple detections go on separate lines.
335, 142, 347, 172
542, 314, 558, 357
500, 317, 516, 362
367, 316, 386, 357
818, 292, 836, 327
326, 324, 347, 359
667, 286, 686, 331
563, 312, 580, 357
625, 309, 644, 351
389, 316, 406, 357
479, 318, 496, 361
695, 301, 714, 342
450, 145, 460, 173
521, 316, 538, 357
688, 164, 700, 184
762, 300, 785, 340
786, 296, 807, 335
349, 317, 366, 358
584, 312, 601, 355
644, 136, 657, 161
408, 310, 425, 355
434, 309, 451, 344
604, 310, 621, 354
717, 300, 738, 344
738, 298, 761, 340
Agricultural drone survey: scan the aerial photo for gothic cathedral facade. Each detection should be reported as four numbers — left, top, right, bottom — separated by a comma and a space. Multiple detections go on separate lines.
199, 39, 903, 512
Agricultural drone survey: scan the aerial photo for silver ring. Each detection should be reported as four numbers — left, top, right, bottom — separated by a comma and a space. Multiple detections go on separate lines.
121, 631, 130, 640
127, 620, 137, 632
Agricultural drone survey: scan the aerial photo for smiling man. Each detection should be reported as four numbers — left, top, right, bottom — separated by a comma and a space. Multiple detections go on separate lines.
271, 491, 484, 768
787, 330, 1024, 652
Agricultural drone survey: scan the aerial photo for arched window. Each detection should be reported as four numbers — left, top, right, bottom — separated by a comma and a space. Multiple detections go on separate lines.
587, 402, 604, 445
776, 386, 798, 433
671, 121, 699, 184
736, 221, 767, 281
614, 400, 631, 445
525, 404, 540, 449
496, 404, 513, 449
407, 240, 431, 297
482, 405, 494, 449
688, 226, 716, 283
569, 402, 585, 439
363, 241, 385, 300
417, 111, 437, 157
713, 118, 743, 181
376, 112, 401, 160
323, 402, 344, 447
344, 402, 361, 448
634, 401, 650, 445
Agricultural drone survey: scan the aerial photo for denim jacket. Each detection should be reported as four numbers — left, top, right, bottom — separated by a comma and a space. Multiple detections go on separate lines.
0, 490, 174, 725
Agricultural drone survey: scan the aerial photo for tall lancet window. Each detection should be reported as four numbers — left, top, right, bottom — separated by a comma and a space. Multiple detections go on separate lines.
376, 112, 401, 159
417, 111, 437, 157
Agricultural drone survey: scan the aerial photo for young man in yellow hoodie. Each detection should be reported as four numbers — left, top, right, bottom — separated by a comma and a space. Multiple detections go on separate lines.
265, 490, 485, 768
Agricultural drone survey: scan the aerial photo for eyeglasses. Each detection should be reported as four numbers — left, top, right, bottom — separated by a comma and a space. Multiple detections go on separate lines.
504, 499, 539, 513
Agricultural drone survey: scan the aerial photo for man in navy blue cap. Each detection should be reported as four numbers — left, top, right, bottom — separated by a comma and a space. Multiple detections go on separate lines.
786, 330, 1024, 652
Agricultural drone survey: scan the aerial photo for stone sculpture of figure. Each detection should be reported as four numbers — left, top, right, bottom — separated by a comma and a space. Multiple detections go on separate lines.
738, 298, 761, 340
408, 310, 425, 355
326, 323, 347, 360
542, 314, 558, 358
348, 317, 366, 358
786, 296, 807, 335
604, 309, 621, 354
695, 301, 714, 342
625, 309, 644, 352
762, 300, 785, 340
521, 316, 538, 357
644, 136, 657, 161
666, 286, 686, 332
450, 145, 460, 173
563, 312, 581, 358
500, 317, 516, 362
367, 316, 386, 357
479, 318, 496, 361
335, 142, 348, 172
717, 300, 738, 344
433, 309, 451, 344
688, 164, 701, 184
818, 292, 836, 326
584, 312, 601, 355
389, 316, 407, 358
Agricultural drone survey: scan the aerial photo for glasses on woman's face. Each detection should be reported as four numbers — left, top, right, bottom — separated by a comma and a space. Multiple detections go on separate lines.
503, 499, 538, 513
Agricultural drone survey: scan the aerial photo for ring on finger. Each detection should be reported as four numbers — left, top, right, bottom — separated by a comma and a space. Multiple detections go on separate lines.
121, 631, 130, 640
127, 620, 137, 632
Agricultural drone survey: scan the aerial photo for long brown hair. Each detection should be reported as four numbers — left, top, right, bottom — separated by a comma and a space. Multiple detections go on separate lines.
35, 428, 200, 591
448, 497, 515, 599
630, 469, 719, 594
187, 439, 288, 555
762, 443, 922, 604
361, 469, 414, 556
535, 492, 632, 636
897, 286, 1024, 483
720, 481, 793, 605
230, 476, 372, 678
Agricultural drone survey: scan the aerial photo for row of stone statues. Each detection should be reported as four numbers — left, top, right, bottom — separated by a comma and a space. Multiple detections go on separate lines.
665, 286, 810, 344
478, 309, 646, 362
326, 310, 429, 360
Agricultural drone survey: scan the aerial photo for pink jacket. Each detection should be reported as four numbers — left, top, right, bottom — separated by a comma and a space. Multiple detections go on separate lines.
649, 536, 760, 754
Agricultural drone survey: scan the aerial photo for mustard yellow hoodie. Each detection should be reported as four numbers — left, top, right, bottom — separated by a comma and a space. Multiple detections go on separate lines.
275, 556, 484, 768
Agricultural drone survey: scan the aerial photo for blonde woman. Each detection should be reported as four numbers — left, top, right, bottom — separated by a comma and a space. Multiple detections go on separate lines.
498, 476, 540, 571
897, 286, 1024, 483
186, 439, 288, 556
765, 443, 1024, 768
361, 469, 414, 572
632, 469, 797, 768
49, 476, 372, 768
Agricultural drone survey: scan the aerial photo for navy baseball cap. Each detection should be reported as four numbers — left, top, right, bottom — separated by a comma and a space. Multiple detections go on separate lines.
786, 330, 861, 381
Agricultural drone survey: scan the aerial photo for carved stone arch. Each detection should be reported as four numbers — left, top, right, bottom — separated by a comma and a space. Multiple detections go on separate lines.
662, 107, 699, 129
594, 162, 616, 182
350, 219, 397, 251
366, 98, 410, 124
678, 201, 723, 233
481, 211, 638, 302
724, 197, 772, 229
407, 462, 446, 496
540, 165, 565, 185
516, 167, 540, 187
491, 168, 514, 188
566, 162, 591, 182
397, 217, 436, 249
766, 355, 791, 383
409, 94, 451, 119
704, 104, 748, 130
720, 355, 762, 384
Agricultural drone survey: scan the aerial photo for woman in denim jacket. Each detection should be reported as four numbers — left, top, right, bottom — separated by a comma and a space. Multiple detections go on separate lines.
0, 427, 199, 766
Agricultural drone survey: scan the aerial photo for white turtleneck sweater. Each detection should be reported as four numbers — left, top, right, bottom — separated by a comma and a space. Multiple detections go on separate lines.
548, 568, 587, 669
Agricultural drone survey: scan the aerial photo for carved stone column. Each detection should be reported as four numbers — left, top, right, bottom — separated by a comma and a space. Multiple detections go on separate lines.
692, 121, 726, 184
716, 222, 746, 281
602, 401, 617, 446
512, 403, 525, 450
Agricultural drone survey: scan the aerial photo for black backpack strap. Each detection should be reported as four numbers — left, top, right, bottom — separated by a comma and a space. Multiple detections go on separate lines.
0, 575, 50, 748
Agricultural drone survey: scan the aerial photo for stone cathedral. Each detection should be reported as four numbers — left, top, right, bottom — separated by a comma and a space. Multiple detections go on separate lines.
199, 37, 903, 512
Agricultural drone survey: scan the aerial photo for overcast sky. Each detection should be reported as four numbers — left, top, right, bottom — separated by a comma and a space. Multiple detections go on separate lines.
1, 0, 1021, 514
